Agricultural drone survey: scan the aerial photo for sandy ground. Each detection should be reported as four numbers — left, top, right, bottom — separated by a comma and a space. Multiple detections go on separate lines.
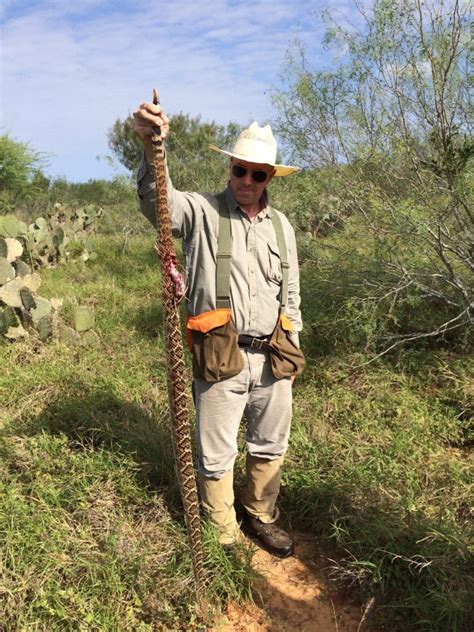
210, 532, 366, 632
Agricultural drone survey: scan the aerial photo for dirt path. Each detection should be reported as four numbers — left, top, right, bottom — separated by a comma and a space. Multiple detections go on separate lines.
210, 532, 365, 631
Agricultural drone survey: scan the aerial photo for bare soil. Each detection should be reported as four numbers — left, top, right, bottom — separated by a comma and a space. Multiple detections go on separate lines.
210, 532, 365, 632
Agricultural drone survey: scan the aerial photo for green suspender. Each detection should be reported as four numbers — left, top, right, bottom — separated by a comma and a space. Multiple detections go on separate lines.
216, 193, 232, 309
215, 191, 289, 313
270, 211, 289, 312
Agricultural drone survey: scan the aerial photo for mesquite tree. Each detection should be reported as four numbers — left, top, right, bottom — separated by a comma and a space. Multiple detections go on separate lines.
273, 0, 473, 352
107, 113, 241, 193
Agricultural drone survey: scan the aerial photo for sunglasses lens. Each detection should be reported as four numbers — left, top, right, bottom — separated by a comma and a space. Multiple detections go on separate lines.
252, 170, 268, 183
231, 164, 269, 183
232, 165, 247, 178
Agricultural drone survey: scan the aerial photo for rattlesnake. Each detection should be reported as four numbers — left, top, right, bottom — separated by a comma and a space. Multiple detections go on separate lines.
151, 90, 205, 603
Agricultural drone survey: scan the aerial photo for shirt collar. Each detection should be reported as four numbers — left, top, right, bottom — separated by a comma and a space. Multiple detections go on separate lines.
224, 185, 273, 218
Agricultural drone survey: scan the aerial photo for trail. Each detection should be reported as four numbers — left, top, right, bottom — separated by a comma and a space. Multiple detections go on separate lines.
211, 532, 366, 632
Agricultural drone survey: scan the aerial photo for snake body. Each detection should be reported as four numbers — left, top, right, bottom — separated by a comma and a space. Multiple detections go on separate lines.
151, 90, 205, 603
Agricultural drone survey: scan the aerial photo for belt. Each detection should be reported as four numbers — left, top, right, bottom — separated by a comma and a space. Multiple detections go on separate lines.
238, 334, 272, 351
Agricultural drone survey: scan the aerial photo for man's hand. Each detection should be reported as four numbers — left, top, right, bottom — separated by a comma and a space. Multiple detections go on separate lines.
132, 101, 170, 162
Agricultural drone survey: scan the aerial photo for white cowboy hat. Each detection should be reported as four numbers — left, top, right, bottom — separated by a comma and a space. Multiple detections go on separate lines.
208, 122, 300, 177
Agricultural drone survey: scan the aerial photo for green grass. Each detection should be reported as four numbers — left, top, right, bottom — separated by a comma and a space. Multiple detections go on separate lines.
0, 231, 254, 630
1, 223, 472, 630
284, 355, 473, 631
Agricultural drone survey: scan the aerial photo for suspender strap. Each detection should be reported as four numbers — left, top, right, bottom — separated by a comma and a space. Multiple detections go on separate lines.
215, 192, 232, 309
215, 191, 289, 312
270, 211, 289, 311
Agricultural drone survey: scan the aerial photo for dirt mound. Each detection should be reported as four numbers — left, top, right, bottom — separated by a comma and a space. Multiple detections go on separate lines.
211, 532, 366, 631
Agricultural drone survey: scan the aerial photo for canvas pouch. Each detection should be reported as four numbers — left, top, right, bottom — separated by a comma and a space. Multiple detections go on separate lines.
187, 308, 244, 383
268, 314, 305, 379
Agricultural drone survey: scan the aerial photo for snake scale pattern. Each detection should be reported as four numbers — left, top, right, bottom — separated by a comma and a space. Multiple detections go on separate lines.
151, 91, 206, 603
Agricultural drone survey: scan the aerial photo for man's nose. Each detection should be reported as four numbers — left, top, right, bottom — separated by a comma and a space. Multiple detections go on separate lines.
242, 170, 254, 185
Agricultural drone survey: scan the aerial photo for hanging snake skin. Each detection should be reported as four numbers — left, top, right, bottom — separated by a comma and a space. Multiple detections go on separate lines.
151, 90, 205, 603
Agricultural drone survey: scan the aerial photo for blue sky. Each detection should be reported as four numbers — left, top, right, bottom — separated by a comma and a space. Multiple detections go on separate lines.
1, 0, 357, 182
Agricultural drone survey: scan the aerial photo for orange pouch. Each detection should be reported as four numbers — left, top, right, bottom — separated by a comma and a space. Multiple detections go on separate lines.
186, 308, 244, 383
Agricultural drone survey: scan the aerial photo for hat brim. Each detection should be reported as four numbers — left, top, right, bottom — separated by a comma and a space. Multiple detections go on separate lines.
208, 145, 300, 177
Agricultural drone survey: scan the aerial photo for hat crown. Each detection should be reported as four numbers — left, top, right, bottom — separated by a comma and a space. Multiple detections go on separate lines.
208, 122, 300, 176
240, 122, 275, 145
232, 122, 277, 165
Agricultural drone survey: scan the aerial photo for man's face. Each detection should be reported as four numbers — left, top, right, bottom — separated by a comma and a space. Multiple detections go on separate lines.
228, 158, 275, 207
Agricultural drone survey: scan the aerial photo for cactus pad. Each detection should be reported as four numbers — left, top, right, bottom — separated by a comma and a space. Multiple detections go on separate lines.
80, 329, 100, 346
0, 237, 7, 258
20, 287, 37, 311
0, 306, 18, 334
58, 324, 80, 345
0, 258, 16, 285
0, 278, 23, 307
0, 216, 21, 238
5, 238, 23, 263
36, 316, 53, 341
74, 306, 95, 332
5, 322, 29, 339
14, 261, 32, 277
31, 297, 52, 323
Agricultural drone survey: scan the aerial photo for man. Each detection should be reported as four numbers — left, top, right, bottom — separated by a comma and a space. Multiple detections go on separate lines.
133, 99, 303, 558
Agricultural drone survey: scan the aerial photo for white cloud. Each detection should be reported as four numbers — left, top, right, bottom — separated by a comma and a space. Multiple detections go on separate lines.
1, 0, 356, 181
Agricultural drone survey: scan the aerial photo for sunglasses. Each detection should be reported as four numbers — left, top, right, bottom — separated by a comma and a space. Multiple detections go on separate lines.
231, 164, 271, 183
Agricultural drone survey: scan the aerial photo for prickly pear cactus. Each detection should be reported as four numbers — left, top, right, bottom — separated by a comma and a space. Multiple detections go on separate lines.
0, 232, 58, 341
0, 209, 101, 343
0, 202, 103, 271
74, 306, 95, 332
0, 216, 27, 239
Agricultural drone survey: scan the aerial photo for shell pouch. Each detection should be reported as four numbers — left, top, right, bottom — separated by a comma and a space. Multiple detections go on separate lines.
268, 314, 305, 379
186, 308, 244, 383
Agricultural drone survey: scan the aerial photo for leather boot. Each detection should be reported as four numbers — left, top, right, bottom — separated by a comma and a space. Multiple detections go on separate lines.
241, 511, 294, 558
198, 472, 240, 545
240, 454, 294, 558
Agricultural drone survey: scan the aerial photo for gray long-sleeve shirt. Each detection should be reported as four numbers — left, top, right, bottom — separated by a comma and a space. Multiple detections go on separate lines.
137, 159, 302, 343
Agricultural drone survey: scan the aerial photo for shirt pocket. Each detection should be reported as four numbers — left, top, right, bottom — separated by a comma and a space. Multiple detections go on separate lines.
267, 243, 282, 284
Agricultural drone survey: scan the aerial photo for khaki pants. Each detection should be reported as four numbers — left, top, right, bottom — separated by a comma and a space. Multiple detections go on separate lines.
194, 347, 292, 529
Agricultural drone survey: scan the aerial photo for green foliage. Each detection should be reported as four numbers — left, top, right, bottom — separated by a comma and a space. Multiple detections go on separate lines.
285, 355, 473, 631
0, 232, 254, 628
0, 433, 191, 629
0, 132, 136, 218
49, 175, 136, 209
0, 134, 50, 213
107, 112, 242, 192
273, 0, 473, 352
271, 167, 348, 238
296, 210, 473, 359
0, 222, 471, 629
164, 113, 242, 192
0, 215, 25, 238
